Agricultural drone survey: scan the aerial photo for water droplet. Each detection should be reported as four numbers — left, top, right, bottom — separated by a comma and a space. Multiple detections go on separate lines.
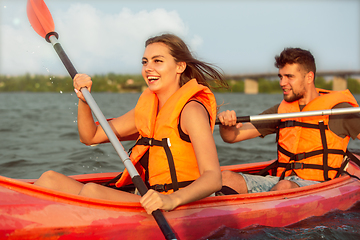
59, 90, 63, 94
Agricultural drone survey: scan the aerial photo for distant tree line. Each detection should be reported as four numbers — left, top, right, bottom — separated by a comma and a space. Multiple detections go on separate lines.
0, 73, 144, 93
0, 74, 359, 94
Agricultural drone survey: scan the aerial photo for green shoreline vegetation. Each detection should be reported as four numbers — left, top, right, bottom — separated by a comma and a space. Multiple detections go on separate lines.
0, 74, 359, 94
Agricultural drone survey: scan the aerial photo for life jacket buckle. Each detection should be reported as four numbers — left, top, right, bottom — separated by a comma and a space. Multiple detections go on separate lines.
295, 153, 306, 161
290, 162, 304, 169
295, 152, 306, 161
153, 184, 168, 192
284, 120, 296, 127
148, 138, 153, 146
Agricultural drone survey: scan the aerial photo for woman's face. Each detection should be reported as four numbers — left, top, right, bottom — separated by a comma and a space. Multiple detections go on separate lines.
141, 42, 185, 97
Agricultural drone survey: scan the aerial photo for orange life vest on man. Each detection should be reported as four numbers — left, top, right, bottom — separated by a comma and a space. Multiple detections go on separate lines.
115, 79, 217, 194
276, 89, 359, 181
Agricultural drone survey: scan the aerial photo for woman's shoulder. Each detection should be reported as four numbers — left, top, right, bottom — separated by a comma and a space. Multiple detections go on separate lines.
181, 101, 210, 129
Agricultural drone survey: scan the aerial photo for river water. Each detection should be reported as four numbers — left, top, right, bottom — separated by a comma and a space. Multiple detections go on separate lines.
0, 92, 360, 239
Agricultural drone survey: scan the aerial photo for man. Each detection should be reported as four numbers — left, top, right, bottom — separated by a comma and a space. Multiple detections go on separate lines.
218, 48, 360, 194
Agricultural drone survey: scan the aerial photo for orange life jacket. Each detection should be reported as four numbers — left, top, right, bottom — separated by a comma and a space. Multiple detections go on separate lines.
277, 89, 359, 181
115, 79, 217, 194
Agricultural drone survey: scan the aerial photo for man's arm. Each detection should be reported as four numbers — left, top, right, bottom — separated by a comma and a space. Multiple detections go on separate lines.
330, 103, 360, 140
218, 104, 280, 143
219, 121, 261, 143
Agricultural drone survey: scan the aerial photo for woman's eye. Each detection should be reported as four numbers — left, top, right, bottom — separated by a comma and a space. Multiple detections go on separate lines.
141, 60, 147, 65
155, 59, 163, 63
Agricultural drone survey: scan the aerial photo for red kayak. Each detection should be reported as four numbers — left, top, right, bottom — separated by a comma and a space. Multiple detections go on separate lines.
1, 155, 360, 240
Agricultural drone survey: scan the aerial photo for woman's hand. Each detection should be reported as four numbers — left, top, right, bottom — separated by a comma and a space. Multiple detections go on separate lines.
140, 189, 179, 214
73, 74, 93, 102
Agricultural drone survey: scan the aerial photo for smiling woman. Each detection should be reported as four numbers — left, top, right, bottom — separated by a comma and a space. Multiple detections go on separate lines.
34, 33, 228, 217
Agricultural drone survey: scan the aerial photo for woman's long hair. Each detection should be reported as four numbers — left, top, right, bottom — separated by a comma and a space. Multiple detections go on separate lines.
145, 34, 228, 89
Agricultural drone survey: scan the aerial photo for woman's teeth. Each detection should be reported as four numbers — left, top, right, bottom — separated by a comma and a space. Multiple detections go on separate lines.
148, 76, 159, 82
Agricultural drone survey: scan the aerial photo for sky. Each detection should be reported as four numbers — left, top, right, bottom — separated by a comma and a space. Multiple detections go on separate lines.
0, 0, 359, 77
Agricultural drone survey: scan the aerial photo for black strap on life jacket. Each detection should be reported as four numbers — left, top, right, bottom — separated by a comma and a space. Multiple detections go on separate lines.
256, 160, 279, 176
102, 172, 123, 186
129, 100, 208, 193
149, 180, 194, 193
177, 99, 211, 143
102, 100, 208, 192
102, 136, 194, 192
256, 148, 360, 178
133, 136, 194, 193
277, 120, 346, 181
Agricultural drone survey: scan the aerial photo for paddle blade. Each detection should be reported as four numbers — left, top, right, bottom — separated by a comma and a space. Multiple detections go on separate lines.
27, 0, 55, 38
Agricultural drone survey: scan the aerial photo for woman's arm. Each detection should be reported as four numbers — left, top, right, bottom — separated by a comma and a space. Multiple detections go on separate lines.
73, 74, 139, 146
140, 101, 222, 214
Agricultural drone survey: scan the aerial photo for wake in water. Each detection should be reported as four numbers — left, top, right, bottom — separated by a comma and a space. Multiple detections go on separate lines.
206, 201, 360, 240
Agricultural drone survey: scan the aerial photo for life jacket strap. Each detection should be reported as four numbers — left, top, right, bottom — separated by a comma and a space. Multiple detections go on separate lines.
318, 121, 330, 180
278, 120, 329, 130
278, 162, 341, 171
135, 137, 163, 147
277, 144, 345, 180
102, 172, 123, 186
256, 160, 279, 176
278, 145, 345, 162
150, 180, 194, 193
133, 136, 181, 192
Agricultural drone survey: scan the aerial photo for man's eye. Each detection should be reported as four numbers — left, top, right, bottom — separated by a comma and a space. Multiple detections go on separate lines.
141, 61, 147, 65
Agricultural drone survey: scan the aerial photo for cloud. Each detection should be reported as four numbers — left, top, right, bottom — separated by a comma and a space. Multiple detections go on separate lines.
1, 20, 55, 75
1, 3, 196, 76
189, 35, 203, 51
55, 4, 190, 74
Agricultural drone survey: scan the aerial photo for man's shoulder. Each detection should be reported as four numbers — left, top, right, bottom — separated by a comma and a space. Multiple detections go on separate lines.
261, 103, 280, 115
332, 102, 354, 109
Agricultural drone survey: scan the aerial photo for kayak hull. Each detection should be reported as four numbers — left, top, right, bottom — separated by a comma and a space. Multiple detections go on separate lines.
1, 158, 360, 240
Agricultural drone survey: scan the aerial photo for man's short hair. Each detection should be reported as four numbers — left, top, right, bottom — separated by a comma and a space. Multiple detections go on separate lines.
275, 48, 316, 77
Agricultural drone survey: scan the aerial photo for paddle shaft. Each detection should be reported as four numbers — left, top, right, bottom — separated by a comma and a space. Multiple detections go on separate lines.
215, 107, 360, 125
48, 35, 177, 240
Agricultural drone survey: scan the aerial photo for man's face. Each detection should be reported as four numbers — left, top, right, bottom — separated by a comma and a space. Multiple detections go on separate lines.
278, 63, 307, 103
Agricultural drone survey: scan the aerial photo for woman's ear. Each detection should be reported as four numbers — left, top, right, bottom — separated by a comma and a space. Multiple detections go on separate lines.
177, 62, 187, 74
